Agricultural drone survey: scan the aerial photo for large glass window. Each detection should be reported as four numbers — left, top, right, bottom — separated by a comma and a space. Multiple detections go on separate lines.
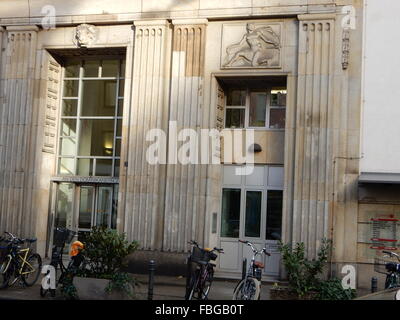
58, 59, 125, 177
245, 191, 262, 238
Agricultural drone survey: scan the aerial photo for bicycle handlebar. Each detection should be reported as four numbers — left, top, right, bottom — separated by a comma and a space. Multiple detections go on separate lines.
383, 250, 400, 262
238, 239, 271, 256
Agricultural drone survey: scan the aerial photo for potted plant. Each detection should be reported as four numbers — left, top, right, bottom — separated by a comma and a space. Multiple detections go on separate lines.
270, 239, 356, 300
69, 227, 139, 300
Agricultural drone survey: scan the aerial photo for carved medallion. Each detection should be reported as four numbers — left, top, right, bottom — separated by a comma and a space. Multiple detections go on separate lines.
221, 23, 282, 69
73, 24, 98, 48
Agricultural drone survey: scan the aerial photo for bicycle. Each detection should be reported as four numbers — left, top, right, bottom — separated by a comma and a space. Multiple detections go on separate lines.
375, 250, 400, 291
232, 240, 270, 300
40, 227, 82, 297
185, 240, 224, 300
0, 231, 42, 289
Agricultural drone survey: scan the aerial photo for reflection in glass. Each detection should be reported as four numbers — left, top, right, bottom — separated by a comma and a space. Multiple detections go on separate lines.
102, 60, 119, 77
83, 60, 100, 77
95, 159, 113, 176
60, 138, 76, 156
271, 88, 287, 106
266, 190, 283, 240
59, 158, 74, 175
114, 159, 120, 177
225, 109, 245, 128
245, 191, 262, 238
227, 89, 246, 106
78, 120, 114, 156
249, 92, 267, 127
96, 187, 112, 227
221, 189, 241, 238
77, 158, 94, 176
65, 61, 80, 78
61, 119, 76, 137
63, 80, 79, 97
81, 80, 117, 116
269, 108, 286, 129
79, 186, 94, 229
117, 99, 124, 117
55, 183, 74, 229
62, 99, 78, 116
115, 139, 121, 157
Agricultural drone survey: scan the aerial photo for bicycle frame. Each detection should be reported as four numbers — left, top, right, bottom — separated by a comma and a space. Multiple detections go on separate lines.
3, 247, 35, 276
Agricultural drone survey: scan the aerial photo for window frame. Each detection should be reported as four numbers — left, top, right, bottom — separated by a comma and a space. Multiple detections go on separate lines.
224, 87, 286, 130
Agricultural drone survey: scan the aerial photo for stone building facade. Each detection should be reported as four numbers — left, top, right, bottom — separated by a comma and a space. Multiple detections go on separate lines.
0, 0, 378, 290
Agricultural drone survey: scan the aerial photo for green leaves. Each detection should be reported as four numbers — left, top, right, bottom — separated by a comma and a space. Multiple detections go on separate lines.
82, 227, 139, 277
278, 239, 356, 300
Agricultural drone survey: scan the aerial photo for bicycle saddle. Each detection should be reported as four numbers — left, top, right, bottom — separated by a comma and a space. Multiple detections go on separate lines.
254, 261, 265, 268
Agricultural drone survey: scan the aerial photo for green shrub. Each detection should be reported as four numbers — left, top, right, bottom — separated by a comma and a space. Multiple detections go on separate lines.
279, 239, 355, 300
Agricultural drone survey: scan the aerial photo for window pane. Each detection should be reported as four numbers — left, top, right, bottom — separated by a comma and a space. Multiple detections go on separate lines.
102, 60, 119, 77
227, 90, 246, 106
96, 159, 113, 176
81, 80, 117, 116
266, 190, 283, 240
83, 60, 100, 77
79, 120, 114, 156
112, 185, 119, 229
249, 92, 267, 127
271, 88, 287, 106
120, 60, 126, 78
245, 191, 262, 238
60, 119, 76, 137
96, 187, 112, 227
62, 99, 78, 116
225, 108, 245, 129
77, 158, 94, 176
269, 108, 286, 129
65, 61, 80, 78
60, 138, 76, 156
59, 158, 74, 175
79, 186, 94, 229
221, 189, 241, 238
55, 183, 74, 229
63, 80, 79, 97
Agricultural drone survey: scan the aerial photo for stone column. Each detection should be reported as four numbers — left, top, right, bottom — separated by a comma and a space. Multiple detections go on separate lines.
122, 20, 172, 250
163, 19, 208, 252
0, 26, 39, 239
291, 15, 336, 258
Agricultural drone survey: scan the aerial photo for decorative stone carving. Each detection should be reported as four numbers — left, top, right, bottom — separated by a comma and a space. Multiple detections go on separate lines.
342, 29, 350, 70
73, 24, 98, 47
221, 23, 281, 69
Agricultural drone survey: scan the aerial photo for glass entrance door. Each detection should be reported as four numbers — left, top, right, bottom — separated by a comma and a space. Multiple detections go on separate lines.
77, 184, 114, 235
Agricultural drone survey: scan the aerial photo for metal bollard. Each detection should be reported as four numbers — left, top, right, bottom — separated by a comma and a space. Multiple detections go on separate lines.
371, 277, 378, 293
148, 260, 156, 300
242, 258, 247, 280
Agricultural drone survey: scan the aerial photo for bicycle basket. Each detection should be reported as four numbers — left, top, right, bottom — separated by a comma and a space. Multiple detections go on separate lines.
53, 228, 75, 247
190, 246, 208, 264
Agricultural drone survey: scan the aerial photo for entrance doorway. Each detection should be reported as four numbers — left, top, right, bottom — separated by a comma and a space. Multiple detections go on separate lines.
51, 182, 118, 244
218, 165, 283, 279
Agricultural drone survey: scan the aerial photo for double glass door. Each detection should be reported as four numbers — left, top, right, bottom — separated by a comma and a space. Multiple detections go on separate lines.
52, 182, 118, 239
218, 165, 283, 278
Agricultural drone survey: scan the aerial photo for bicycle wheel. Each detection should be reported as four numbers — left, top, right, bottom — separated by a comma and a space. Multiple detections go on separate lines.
232, 277, 260, 300
201, 268, 214, 300
0, 256, 12, 289
22, 253, 42, 287
187, 270, 200, 300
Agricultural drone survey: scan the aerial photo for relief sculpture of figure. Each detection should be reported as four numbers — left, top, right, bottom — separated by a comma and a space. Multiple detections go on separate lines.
223, 23, 281, 68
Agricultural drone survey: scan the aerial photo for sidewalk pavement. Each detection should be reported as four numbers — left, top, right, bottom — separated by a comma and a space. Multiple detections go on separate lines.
0, 274, 272, 300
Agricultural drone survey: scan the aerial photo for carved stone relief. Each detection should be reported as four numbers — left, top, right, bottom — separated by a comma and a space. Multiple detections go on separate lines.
73, 24, 98, 47
221, 23, 282, 69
